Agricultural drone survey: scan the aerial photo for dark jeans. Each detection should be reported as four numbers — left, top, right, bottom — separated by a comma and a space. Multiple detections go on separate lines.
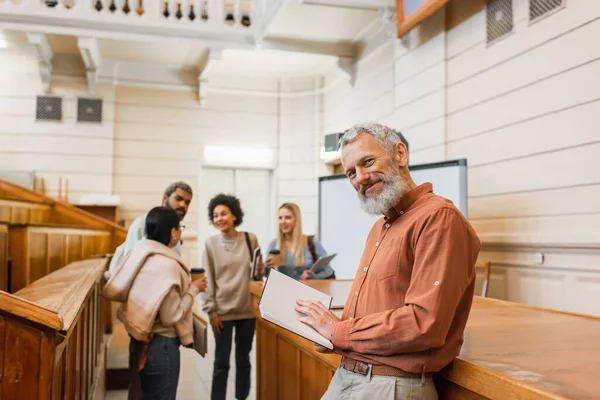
212, 318, 256, 400
129, 335, 181, 400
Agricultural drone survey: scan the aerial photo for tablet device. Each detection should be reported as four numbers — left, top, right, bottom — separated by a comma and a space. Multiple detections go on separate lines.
309, 253, 337, 274
251, 247, 261, 279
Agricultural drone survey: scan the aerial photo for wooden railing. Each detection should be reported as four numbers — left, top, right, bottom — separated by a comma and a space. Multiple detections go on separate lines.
0, 198, 52, 225
0, 258, 108, 399
0, 179, 126, 250
8, 224, 112, 293
0, 224, 7, 292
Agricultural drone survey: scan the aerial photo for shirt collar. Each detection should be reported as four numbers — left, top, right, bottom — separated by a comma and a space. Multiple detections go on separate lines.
384, 182, 433, 222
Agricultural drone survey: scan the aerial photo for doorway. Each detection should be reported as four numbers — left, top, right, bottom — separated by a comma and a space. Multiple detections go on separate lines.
197, 167, 274, 254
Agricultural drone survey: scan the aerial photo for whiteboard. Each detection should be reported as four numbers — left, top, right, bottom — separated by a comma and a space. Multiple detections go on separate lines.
318, 159, 467, 279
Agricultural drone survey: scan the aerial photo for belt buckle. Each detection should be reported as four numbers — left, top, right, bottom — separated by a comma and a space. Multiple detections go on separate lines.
352, 360, 371, 376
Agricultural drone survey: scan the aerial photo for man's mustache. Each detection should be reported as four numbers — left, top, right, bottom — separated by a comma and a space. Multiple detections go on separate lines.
359, 179, 382, 195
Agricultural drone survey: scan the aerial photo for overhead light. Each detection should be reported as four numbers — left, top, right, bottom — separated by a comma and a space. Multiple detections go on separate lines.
0, 39, 8, 49
203, 146, 275, 169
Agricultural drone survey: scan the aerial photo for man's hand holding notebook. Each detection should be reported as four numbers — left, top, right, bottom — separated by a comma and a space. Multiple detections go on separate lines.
259, 269, 335, 349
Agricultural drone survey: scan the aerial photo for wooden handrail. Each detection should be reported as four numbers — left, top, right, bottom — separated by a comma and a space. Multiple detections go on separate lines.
0, 291, 63, 330
0, 178, 127, 234
0, 257, 109, 399
2, 258, 108, 332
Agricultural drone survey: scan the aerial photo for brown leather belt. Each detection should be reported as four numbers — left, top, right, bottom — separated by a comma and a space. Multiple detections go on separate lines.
341, 357, 429, 379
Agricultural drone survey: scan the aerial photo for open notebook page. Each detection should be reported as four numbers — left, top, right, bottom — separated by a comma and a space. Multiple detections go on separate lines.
259, 269, 333, 349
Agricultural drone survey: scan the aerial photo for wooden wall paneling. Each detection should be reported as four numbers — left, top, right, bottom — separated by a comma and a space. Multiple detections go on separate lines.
38, 332, 55, 400
97, 234, 111, 255
81, 235, 95, 259
2, 321, 41, 399
75, 321, 82, 399
8, 227, 28, 293
10, 207, 29, 224
47, 234, 66, 273
29, 232, 49, 286
0, 316, 5, 383
277, 337, 300, 400
66, 234, 82, 265
258, 323, 278, 400
91, 286, 97, 370
65, 324, 77, 399
299, 351, 333, 400
0, 204, 9, 222
52, 352, 66, 400
0, 224, 7, 291
82, 306, 88, 400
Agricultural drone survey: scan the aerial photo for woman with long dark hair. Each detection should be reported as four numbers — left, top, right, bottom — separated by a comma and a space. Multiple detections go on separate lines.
103, 206, 206, 400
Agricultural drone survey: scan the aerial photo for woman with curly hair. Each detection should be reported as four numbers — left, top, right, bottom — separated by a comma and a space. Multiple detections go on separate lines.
200, 193, 264, 400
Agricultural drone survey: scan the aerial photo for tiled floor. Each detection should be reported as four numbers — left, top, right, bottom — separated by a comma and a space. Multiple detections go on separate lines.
105, 308, 257, 400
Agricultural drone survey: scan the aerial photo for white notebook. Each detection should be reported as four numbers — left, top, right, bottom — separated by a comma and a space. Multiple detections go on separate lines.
259, 269, 333, 349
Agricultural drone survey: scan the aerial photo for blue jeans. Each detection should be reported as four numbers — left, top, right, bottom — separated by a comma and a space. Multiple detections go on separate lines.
129, 335, 181, 400
212, 318, 255, 400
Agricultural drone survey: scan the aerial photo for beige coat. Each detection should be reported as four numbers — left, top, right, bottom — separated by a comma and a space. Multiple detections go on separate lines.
102, 238, 195, 345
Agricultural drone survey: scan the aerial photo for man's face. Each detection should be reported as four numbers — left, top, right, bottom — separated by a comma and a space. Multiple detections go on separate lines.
163, 188, 192, 219
341, 134, 407, 215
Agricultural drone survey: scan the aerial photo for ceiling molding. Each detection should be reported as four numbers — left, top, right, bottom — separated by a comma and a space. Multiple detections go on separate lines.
77, 37, 102, 95
198, 49, 222, 106
259, 37, 357, 58
299, 0, 395, 10
337, 57, 356, 86
254, 0, 295, 40
0, 15, 257, 50
25, 32, 53, 93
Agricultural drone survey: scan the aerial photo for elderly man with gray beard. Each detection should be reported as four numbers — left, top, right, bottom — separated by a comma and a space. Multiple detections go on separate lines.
296, 122, 481, 400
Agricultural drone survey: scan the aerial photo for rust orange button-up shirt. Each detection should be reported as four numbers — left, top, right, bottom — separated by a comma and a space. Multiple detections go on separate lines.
331, 183, 481, 373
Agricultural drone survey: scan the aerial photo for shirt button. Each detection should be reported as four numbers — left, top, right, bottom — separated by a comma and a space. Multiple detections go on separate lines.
363, 267, 368, 272
375, 242, 379, 246
355, 291, 359, 296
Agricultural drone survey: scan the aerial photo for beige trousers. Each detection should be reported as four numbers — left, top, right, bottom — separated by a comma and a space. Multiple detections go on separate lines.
321, 366, 438, 400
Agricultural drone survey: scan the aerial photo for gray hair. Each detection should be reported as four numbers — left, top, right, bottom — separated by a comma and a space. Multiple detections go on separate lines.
338, 122, 401, 158
164, 181, 193, 197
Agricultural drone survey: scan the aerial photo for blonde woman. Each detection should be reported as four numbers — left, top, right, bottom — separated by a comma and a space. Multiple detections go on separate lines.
265, 202, 335, 280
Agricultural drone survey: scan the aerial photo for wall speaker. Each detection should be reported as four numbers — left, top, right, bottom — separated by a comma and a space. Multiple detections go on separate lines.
77, 98, 103, 123
36, 96, 62, 121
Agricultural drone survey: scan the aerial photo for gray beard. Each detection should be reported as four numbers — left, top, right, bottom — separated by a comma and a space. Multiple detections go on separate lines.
358, 172, 405, 215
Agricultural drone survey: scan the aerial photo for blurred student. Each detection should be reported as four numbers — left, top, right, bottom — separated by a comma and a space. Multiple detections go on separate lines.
266, 202, 335, 280
200, 194, 264, 400
103, 206, 206, 400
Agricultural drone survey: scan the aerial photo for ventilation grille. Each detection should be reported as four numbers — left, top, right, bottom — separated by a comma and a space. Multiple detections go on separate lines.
77, 98, 103, 123
530, 0, 563, 21
486, 0, 513, 44
36, 96, 62, 121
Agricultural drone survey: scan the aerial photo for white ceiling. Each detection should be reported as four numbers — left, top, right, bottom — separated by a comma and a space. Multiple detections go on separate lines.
0, 1, 384, 79
265, 2, 379, 43
214, 48, 338, 77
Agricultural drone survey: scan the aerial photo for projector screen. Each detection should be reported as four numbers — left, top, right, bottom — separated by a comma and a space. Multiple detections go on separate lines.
318, 159, 467, 279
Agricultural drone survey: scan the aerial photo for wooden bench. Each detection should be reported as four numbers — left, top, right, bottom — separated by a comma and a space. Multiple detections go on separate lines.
0, 258, 108, 399
0, 198, 52, 225
8, 224, 111, 293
